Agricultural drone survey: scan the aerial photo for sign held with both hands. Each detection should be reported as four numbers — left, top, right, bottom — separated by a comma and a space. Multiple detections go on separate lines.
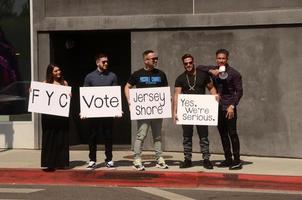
28, 82, 122, 118
129, 87, 172, 120
176, 94, 218, 126
28, 83, 217, 124
80, 86, 122, 118
28, 81, 71, 117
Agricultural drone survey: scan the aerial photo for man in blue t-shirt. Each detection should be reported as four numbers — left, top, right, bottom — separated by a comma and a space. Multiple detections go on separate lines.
124, 50, 169, 171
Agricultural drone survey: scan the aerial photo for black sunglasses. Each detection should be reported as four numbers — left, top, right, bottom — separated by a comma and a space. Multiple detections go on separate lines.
184, 61, 193, 65
148, 57, 158, 61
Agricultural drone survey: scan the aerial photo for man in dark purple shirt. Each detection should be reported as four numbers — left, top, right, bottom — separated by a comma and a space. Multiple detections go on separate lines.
198, 49, 243, 170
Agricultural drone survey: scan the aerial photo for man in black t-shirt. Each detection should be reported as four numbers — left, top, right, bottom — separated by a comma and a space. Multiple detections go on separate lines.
124, 50, 169, 171
173, 54, 217, 169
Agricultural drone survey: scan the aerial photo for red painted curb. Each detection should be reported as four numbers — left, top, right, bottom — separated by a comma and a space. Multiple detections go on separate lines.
0, 168, 301, 191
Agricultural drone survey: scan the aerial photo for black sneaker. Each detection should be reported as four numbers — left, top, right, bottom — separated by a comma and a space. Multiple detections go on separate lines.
203, 159, 213, 169
42, 168, 55, 172
229, 160, 243, 170
217, 160, 233, 168
179, 159, 192, 168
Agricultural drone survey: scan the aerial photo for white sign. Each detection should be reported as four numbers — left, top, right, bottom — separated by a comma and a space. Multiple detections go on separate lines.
129, 87, 172, 120
80, 86, 122, 118
176, 94, 218, 126
28, 81, 71, 117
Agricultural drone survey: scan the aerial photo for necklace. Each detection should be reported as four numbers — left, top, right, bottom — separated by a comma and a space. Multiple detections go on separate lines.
186, 73, 196, 91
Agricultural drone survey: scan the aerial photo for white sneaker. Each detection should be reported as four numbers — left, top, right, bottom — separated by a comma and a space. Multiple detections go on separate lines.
105, 160, 115, 168
156, 157, 168, 169
133, 159, 145, 171
87, 161, 96, 169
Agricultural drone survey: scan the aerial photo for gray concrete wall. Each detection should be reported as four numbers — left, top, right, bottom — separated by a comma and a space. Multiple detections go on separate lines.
33, 0, 302, 30
43, 0, 302, 17
44, 0, 193, 17
195, 0, 302, 13
32, 0, 302, 157
131, 27, 302, 158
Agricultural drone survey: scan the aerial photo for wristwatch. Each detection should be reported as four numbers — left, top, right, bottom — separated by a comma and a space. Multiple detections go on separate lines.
230, 105, 235, 109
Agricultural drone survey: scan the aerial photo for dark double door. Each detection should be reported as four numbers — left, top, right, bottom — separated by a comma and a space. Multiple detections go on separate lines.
50, 31, 131, 146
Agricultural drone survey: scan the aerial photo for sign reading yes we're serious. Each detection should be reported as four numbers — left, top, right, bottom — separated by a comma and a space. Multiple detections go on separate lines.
177, 94, 218, 126
129, 87, 172, 120
28, 81, 71, 117
80, 86, 122, 118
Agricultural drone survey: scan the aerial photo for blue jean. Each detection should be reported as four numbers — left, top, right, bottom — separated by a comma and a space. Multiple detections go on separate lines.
134, 119, 163, 160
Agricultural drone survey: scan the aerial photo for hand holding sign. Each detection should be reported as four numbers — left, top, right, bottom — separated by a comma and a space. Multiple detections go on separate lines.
176, 94, 218, 126
129, 87, 172, 120
80, 86, 122, 118
28, 81, 71, 117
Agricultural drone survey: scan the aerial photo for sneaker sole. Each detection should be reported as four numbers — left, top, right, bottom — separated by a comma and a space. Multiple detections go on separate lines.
132, 166, 145, 171
229, 166, 243, 170
86, 167, 96, 170
156, 164, 169, 169
105, 164, 115, 168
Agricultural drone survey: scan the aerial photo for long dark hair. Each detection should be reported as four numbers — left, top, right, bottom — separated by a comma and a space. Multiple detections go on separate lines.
45, 64, 64, 84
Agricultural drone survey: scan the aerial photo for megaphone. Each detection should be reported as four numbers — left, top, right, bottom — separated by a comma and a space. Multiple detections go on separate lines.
218, 65, 228, 79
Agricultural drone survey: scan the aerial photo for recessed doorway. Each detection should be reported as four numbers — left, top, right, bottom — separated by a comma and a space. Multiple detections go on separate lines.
50, 31, 131, 147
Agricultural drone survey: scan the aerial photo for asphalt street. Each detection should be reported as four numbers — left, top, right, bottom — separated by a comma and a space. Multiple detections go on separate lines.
0, 184, 302, 200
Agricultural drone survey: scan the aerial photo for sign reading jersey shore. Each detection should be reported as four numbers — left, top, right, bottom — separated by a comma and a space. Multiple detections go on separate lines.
177, 94, 218, 126
28, 81, 71, 117
80, 86, 122, 118
129, 87, 171, 120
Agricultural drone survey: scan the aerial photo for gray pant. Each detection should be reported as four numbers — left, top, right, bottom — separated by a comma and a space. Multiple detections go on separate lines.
182, 125, 210, 160
134, 119, 163, 160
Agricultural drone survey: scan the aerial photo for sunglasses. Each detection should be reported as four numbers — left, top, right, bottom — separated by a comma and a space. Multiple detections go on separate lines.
184, 61, 193, 65
148, 57, 158, 61
101, 60, 108, 64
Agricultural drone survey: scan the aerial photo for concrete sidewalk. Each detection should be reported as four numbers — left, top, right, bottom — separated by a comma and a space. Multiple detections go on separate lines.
0, 149, 301, 176
0, 149, 302, 190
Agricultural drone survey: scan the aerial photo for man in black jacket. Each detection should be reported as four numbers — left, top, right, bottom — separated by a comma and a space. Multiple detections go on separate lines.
198, 49, 243, 170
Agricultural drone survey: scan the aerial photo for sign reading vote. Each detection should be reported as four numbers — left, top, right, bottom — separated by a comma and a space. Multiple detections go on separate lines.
177, 94, 218, 126
28, 81, 71, 117
80, 86, 122, 118
129, 87, 172, 120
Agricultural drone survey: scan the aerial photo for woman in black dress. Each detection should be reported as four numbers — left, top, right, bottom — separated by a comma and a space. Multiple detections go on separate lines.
41, 64, 69, 171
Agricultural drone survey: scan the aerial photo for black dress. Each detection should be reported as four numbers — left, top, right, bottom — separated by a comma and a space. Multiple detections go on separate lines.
41, 114, 69, 168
